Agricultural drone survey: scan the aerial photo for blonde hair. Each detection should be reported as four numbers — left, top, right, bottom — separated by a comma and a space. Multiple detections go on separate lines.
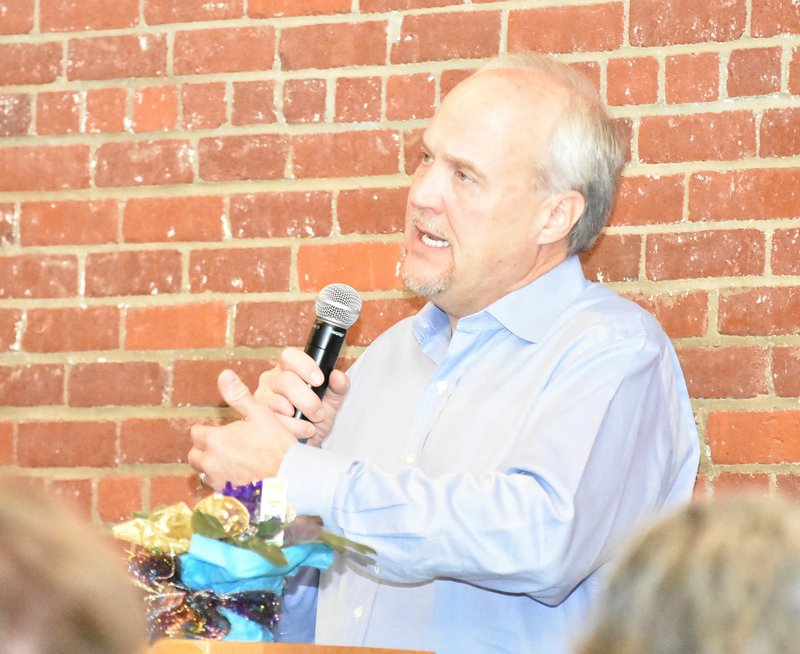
579, 494, 800, 654
0, 476, 146, 654
479, 52, 624, 255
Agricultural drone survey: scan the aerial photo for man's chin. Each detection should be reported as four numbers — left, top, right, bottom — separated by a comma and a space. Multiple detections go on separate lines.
401, 272, 450, 298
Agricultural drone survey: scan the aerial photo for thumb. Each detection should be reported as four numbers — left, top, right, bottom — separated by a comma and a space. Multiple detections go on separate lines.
218, 369, 262, 420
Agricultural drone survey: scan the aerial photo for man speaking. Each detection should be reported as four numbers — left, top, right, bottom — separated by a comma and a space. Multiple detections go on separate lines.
189, 52, 700, 654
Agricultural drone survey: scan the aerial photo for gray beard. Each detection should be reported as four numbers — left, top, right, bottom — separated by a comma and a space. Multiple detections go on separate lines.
401, 254, 453, 297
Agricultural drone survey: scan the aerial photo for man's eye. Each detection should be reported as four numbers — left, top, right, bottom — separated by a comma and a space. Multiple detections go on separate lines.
455, 170, 471, 183
420, 152, 433, 164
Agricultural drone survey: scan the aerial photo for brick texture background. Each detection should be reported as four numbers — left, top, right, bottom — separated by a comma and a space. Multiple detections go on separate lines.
0, 0, 799, 524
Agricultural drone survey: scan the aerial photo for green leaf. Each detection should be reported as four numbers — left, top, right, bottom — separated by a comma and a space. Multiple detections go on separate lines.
255, 519, 284, 539
319, 530, 376, 556
191, 510, 229, 540
243, 537, 289, 567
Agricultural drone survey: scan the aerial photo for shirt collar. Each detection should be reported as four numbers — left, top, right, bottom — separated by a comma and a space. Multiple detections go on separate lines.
412, 256, 589, 346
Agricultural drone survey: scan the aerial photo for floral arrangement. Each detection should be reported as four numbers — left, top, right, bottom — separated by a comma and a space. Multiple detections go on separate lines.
113, 481, 373, 643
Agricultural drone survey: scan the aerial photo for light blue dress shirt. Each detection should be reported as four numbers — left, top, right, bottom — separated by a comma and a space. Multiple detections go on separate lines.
279, 255, 700, 654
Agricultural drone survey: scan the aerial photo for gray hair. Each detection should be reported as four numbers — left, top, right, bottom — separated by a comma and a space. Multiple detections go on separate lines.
478, 53, 625, 255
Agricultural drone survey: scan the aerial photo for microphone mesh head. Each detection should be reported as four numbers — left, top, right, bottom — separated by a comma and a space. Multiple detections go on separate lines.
316, 283, 362, 329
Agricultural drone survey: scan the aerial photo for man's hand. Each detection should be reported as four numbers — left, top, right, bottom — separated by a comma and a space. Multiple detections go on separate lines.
188, 369, 298, 490
254, 347, 349, 448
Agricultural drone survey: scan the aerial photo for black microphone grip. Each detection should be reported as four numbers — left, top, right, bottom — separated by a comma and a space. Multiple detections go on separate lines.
293, 318, 347, 421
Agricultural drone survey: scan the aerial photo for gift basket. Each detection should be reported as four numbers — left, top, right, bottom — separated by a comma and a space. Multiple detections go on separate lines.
113, 480, 373, 643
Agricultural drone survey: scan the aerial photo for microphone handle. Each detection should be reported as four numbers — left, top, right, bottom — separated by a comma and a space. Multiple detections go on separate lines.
293, 319, 347, 421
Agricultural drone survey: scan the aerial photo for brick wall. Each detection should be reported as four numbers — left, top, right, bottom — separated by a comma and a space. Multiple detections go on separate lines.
0, 0, 798, 523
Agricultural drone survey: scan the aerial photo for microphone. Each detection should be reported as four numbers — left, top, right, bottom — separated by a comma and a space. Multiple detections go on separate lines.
294, 283, 362, 421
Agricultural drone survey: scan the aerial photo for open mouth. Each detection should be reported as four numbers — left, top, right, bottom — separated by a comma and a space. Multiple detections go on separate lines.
419, 228, 450, 248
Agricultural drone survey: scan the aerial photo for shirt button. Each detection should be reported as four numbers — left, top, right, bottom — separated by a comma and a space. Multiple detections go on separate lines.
353, 606, 364, 619
436, 380, 448, 395
405, 454, 416, 465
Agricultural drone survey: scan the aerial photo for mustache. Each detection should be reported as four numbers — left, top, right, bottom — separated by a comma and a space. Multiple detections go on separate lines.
408, 212, 448, 240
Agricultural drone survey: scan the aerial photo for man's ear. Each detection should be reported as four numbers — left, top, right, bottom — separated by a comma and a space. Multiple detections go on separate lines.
537, 191, 586, 245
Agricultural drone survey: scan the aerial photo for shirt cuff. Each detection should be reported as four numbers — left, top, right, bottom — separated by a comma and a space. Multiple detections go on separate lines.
278, 443, 354, 528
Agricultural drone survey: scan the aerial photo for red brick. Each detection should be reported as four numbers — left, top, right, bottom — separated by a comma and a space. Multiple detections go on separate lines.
606, 56, 659, 106
349, 297, 426, 346
199, 134, 288, 182
234, 301, 315, 349
791, 47, 800, 94
68, 34, 167, 81
727, 47, 782, 97
719, 287, 800, 336
120, 419, 193, 464
689, 168, 800, 221
387, 73, 435, 120
773, 228, 800, 275
232, 81, 276, 126
249, 0, 349, 16
624, 291, 709, 339
676, 346, 768, 399
393, 11, 500, 63
0, 42, 61, 85
708, 411, 800, 464
335, 76, 382, 123
0, 203, 11, 246
760, 108, 800, 158
579, 234, 641, 283
189, 247, 291, 294
665, 53, 720, 104
752, 0, 800, 36
639, 112, 755, 163
362, 0, 455, 8
97, 476, 143, 523
614, 118, 634, 165
280, 21, 387, 70
84, 87, 127, 133
182, 83, 227, 130
94, 139, 194, 187
0, 145, 89, 192
172, 359, 270, 406
40, 0, 137, 31
713, 473, 770, 496
69, 361, 167, 407
85, 250, 182, 297
0, 255, 77, 299
298, 242, 403, 292
0, 364, 64, 406
608, 175, 684, 227
0, 94, 30, 136
230, 191, 333, 239
35, 90, 79, 135
48, 479, 92, 520
0, 309, 21, 351
508, 4, 623, 54
0, 422, 14, 464
773, 347, 800, 397
0, 0, 34, 34
777, 474, 800, 500
144, 0, 243, 24
123, 195, 225, 242
629, 0, 746, 46
283, 78, 326, 124
441, 68, 475, 97
150, 474, 208, 509
646, 230, 764, 281
338, 187, 407, 235
24, 306, 119, 352
174, 26, 275, 75
125, 302, 228, 350
402, 127, 425, 175
20, 199, 118, 246
18, 421, 117, 467
132, 85, 178, 133
292, 130, 399, 179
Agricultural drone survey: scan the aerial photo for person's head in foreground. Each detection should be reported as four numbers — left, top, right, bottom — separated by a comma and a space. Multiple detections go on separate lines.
0, 475, 146, 654
578, 494, 800, 654
401, 51, 624, 319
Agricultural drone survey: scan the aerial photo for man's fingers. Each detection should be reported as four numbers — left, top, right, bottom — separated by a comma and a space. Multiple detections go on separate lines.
279, 347, 325, 387
218, 369, 262, 420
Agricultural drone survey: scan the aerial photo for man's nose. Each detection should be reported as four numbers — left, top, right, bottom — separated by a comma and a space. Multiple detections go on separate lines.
407, 163, 445, 214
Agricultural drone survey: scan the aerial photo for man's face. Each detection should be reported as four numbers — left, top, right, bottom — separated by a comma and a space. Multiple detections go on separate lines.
401, 69, 568, 319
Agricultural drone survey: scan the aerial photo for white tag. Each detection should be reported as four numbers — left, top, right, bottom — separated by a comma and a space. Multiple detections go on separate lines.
258, 478, 288, 546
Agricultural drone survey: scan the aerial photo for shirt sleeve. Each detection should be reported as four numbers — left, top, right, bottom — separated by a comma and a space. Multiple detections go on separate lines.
279, 332, 699, 606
